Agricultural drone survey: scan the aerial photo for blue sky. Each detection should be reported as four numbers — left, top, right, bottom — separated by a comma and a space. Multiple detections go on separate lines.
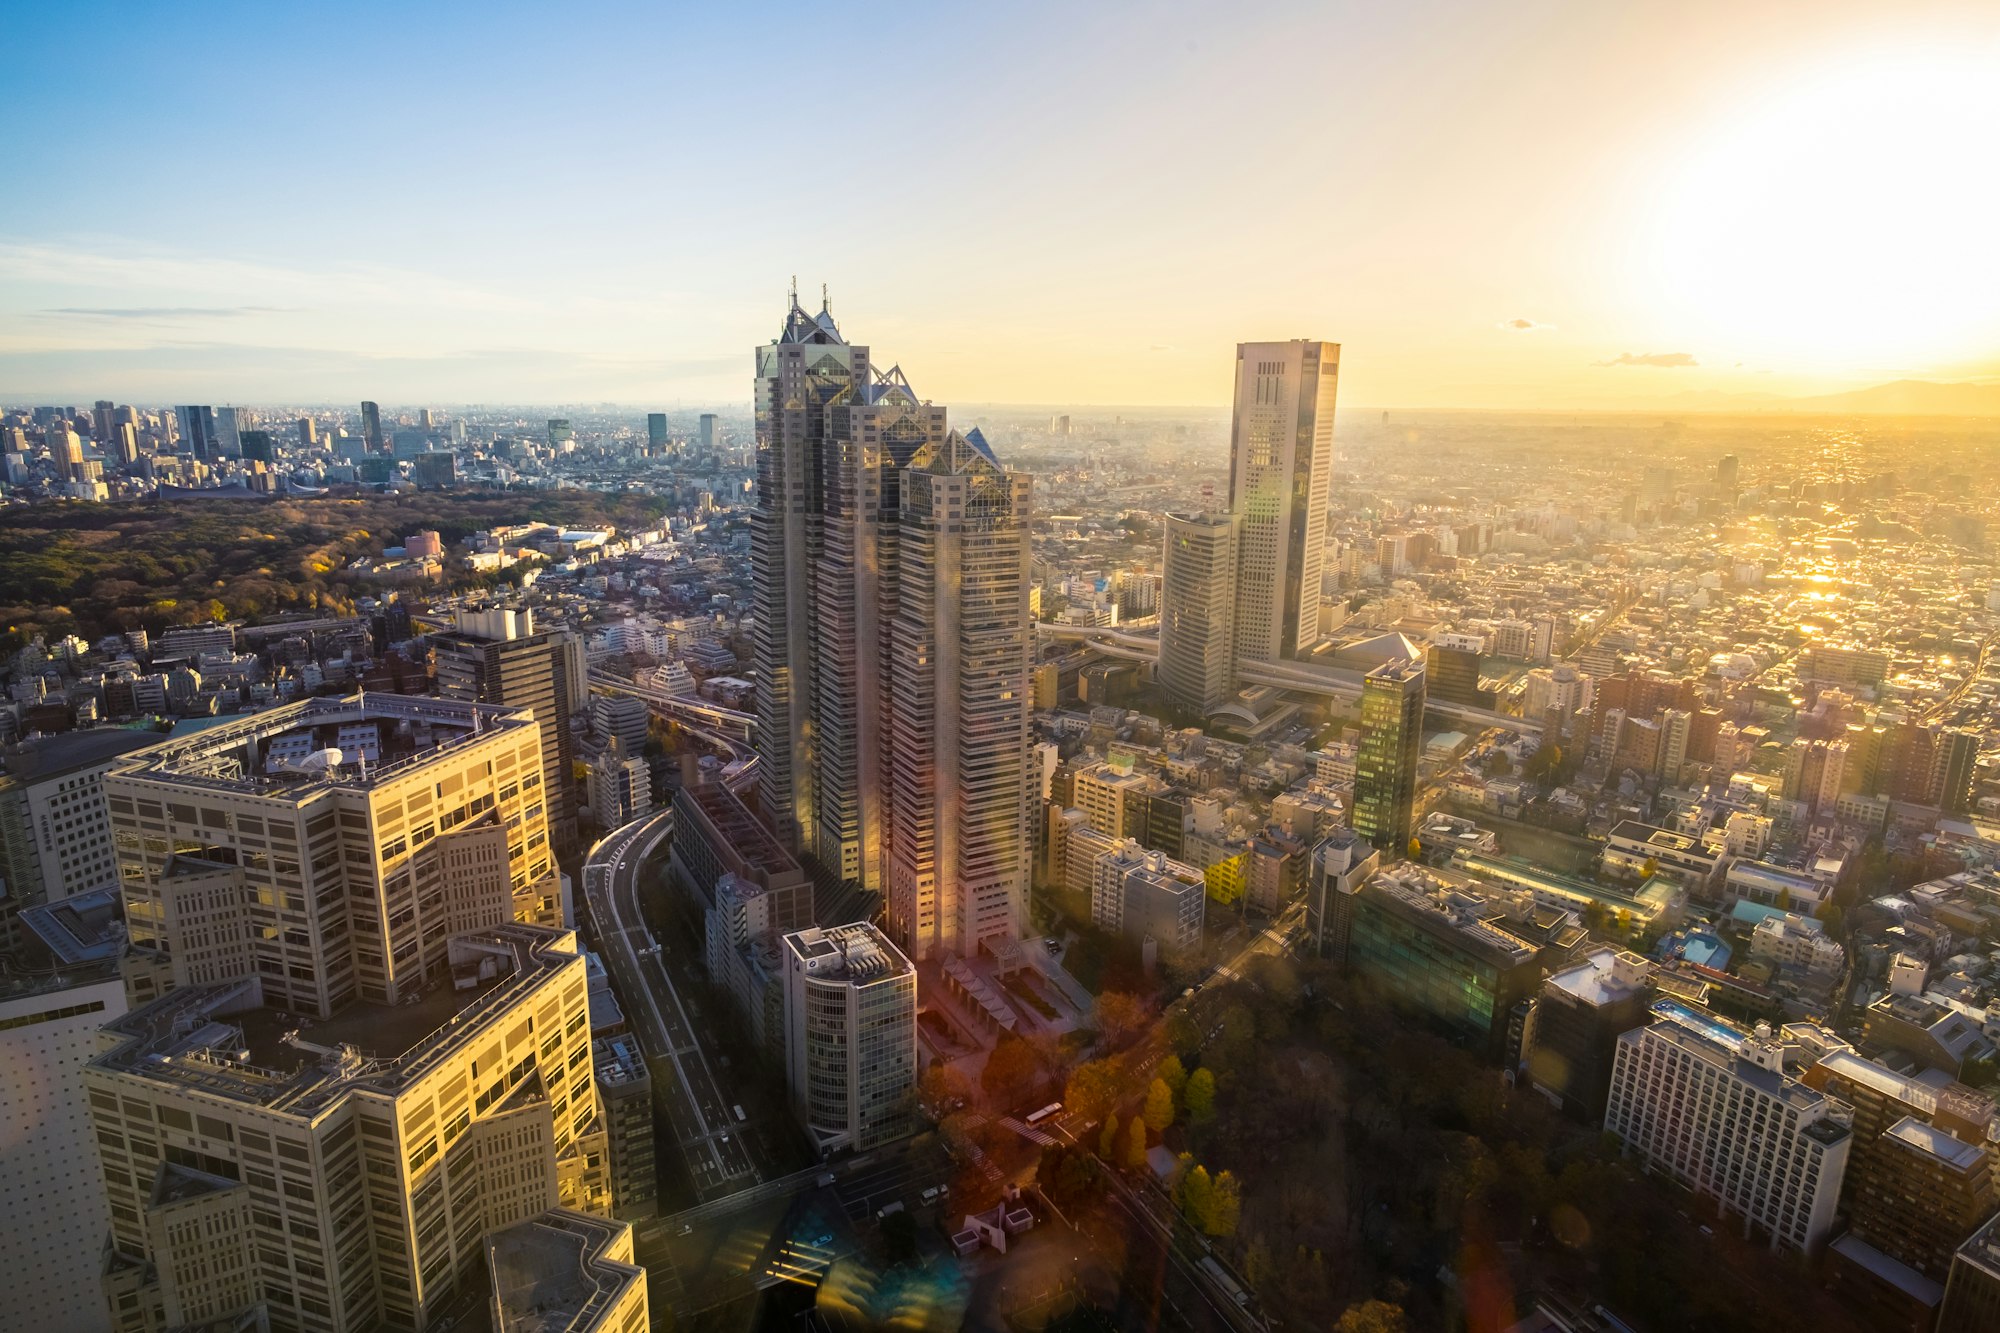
5, 0, 1999, 407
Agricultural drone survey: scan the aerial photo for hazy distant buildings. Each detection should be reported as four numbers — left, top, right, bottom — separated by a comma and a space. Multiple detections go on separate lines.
699, 412, 718, 452
359, 400, 383, 453
646, 412, 668, 450
1228, 340, 1338, 663
1352, 658, 1426, 853
1158, 511, 1238, 715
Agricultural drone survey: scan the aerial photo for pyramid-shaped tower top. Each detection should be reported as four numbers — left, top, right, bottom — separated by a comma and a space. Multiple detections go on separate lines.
777, 280, 846, 346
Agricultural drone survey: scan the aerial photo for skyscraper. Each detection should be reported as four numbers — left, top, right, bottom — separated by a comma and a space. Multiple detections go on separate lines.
432, 608, 580, 856
360, 400, 383, 453
1352, 657, 1425, 853
699, 412, 718, 452
646, 412, 668, 451
1158, 511, 1238, 714
175, 405, 215, 460
297, 415, 318, 447
1228, 340, 1339, 663
887, 428, 1034, 959
751, 291, 1032, 959
213, 405, 243, 458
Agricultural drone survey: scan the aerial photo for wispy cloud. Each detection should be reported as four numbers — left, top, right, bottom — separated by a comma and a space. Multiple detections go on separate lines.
1498, 317, 1551, 332
43, 306, 290, 319
1598, 351, 1698, 368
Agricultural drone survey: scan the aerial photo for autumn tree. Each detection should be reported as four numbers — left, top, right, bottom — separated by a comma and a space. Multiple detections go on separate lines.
1184, 1067, 1217, 1124
1099, 1113, 1121, 1159
979, 1036, 1042, 1108
1335, 1300, 1408, 1333
1182, 1164, 1215, 1229
1142, 1077, 1176, 1133
1123, 1113, 1150, 1171
1158, 1053, 1188, 1101
1065, 1058, 1123, 1122
1207, 1170, 1242, 1236
1095, 990, 1149, 1050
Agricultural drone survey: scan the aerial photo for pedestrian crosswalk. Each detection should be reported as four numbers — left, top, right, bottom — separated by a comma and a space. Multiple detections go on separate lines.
1000, 1116, 1058, 1147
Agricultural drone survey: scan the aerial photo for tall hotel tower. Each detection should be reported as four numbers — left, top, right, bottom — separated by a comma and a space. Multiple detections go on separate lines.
1228, 340, 1339, 663
751, 290, 1032, 960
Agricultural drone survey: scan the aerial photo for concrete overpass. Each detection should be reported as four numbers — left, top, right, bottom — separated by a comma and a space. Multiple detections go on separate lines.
1035, 622, 1542, 738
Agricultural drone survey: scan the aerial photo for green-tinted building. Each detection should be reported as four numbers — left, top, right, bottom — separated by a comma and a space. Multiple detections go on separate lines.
1347, 865, 1549, 1063
1353, 658, 1425, 854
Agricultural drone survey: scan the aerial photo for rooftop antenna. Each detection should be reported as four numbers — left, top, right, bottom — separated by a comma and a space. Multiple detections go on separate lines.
822, 282, 830, 313
789, 274, 798, 306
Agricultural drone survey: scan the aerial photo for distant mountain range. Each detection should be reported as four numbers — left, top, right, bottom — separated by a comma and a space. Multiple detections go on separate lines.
1671, 378, 2000, 417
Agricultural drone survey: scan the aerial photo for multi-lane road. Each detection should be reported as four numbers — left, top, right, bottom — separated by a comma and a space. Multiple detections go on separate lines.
581, 808, 758, 1199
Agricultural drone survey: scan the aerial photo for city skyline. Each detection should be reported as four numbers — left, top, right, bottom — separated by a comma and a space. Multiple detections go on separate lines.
6, 2, 2000, 409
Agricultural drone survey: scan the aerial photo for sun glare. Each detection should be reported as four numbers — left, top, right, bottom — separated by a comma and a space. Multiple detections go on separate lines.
1650, 47, 2000, 372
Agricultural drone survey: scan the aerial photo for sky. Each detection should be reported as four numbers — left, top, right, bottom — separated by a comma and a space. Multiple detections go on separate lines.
4, 0, 2000, 410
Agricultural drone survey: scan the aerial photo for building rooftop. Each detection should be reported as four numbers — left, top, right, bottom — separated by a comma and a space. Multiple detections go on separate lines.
91, 924, 579, 1116
487, 1209, 642, 1333
2, 725, 162, 784
783, 921, 913, 984
1545, 947, 1652, 1007
108, 691, 536, 797
1365, 866, 1539, 968
1882, 1115, 1988, 1171
675, 779, 802, 886
19, 885, 125, 963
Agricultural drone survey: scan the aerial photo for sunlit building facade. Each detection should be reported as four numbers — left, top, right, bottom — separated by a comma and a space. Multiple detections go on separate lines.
1228, 339, 1338, 664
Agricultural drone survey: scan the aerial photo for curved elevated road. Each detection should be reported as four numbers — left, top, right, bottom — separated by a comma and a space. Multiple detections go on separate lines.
582, 808, 758, 1199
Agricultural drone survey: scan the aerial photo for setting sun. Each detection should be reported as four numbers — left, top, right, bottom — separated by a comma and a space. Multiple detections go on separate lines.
1648, 43, 2000, 373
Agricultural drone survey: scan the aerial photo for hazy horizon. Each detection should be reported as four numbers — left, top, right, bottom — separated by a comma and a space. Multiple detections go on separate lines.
6, 1, 1999, 410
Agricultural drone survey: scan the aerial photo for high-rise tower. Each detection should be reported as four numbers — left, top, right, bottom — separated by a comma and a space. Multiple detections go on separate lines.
887, 428, 1034, 959
1228, 340, 1339, 663
432, 608, 580, 856
1159, 511, 1238, 714
750, 291, 1031, 959
1352, 657, 1426, 854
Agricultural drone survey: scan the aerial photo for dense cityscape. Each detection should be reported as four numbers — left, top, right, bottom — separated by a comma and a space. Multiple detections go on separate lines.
7, 295, 2000, 1333
10, 4, 2000, 1332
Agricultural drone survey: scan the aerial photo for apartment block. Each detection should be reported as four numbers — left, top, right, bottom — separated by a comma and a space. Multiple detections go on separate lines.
1605, 1010, 1851, 1253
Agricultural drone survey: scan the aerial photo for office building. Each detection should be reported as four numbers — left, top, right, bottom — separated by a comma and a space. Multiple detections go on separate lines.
1089, 840, 1205, 952
886, 427, 1034, 960
587, 749, 652, 828
1605, 1010, 1852, 1253
298, 416, 318, 447
1, 891, 128, 1333
646, 413, 668, 451
104, 693, 562, 1017
1, 728, 163, 914
698, 413, 717, 451
1523, 947, 1654, 1119
592, 694, 650, 756
432, 607, 579, 855
782, 922, 917, 1153
1941, 1212, 2000, 1332
485, 1211, 648, 1333
1227, 339, 1338, 664
751, 292, 1033, 960
213, 406, 243, 458
175, 406, 216, 461
1305, 827, 1378, 963
1158, 511, 1238, 714
360, 400, 383, 453
1344, 864, 1556, 1062
88, 924, 603, 1333
1352, 658, 1426, 854
592, 1035, 657, 1221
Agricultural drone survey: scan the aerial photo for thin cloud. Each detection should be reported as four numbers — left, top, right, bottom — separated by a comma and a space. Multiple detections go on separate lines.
1499, 317, 1552, 332
44, 306, 290, 319
1599, 351, 1699, 368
